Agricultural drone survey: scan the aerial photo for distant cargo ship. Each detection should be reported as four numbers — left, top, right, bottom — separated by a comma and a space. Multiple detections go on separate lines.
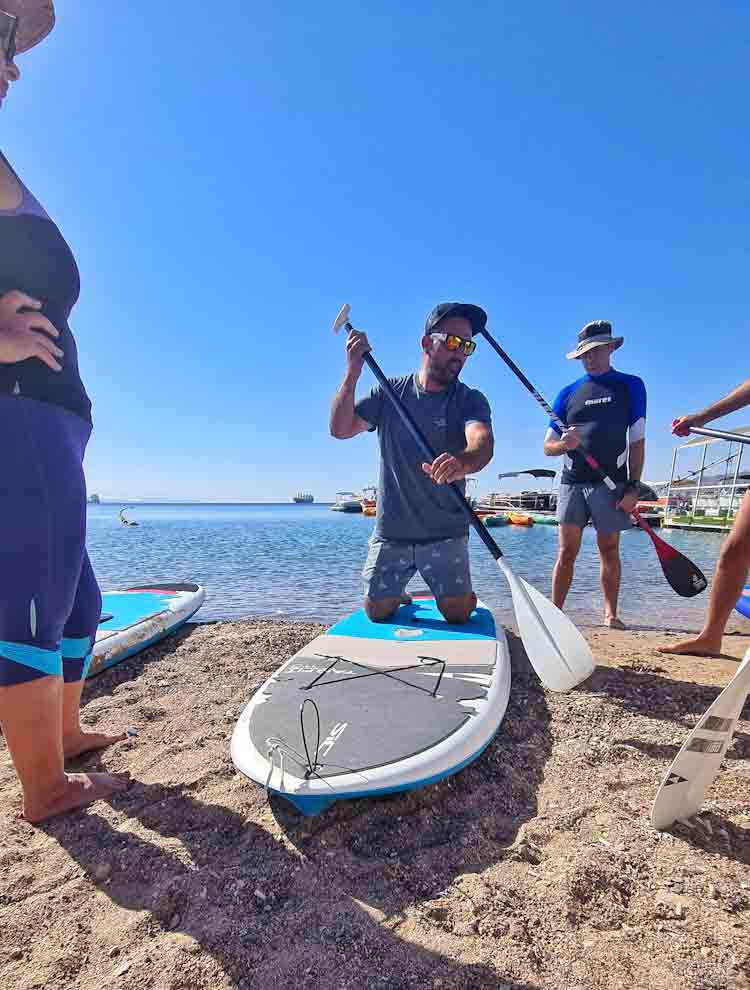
292, 493, 314, 503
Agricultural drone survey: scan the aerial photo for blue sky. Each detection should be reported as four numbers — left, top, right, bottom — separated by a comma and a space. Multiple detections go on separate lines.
4, 3, 748, 500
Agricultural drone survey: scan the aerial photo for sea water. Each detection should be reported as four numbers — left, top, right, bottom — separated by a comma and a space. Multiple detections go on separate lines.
87, 503, 730, 630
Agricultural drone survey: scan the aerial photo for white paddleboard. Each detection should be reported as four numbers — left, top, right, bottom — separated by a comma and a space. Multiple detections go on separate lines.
91, 582, 205, 677
231, 593, 511, 815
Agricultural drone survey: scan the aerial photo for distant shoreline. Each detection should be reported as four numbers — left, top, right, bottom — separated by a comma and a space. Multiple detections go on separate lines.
89, 501, 337, 506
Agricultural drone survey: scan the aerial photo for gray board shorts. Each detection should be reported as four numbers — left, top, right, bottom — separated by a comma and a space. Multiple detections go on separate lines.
363, 535, 472, 601
557, 482, 632, 534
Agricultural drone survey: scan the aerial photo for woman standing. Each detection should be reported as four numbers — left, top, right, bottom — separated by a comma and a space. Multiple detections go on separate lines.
0, 2, 129, 821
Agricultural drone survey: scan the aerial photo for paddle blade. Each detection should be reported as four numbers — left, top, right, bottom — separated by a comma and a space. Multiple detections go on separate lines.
332, 304, 351, 334
497, 558, 595, 692
651, 649, 750, 830
633, 514, 708, 597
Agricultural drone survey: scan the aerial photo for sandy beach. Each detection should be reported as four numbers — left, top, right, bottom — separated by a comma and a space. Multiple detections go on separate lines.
1, 616, 749, 990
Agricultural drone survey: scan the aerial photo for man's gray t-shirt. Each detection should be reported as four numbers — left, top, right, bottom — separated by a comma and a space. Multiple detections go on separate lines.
354, 373, 492, 542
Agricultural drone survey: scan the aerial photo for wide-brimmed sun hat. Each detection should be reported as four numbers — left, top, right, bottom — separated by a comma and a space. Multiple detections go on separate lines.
1, 1, 55, 54
566, 319, 624, 360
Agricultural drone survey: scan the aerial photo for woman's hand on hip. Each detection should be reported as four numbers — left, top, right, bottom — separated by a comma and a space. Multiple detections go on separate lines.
0, 290, 63, 371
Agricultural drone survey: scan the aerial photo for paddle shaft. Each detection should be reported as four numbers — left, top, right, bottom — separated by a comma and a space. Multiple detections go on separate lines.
478, 328, 626, 495
346, 323, 503, 561
689, 426, 750, 446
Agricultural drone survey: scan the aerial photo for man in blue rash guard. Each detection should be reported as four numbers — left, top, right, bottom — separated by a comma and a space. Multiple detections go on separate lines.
543, 321, 647, 629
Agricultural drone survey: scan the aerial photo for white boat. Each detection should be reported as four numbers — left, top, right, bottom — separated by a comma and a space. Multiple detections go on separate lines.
331, 491, 363, 512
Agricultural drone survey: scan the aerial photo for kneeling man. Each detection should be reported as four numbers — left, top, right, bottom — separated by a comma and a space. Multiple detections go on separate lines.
330, 302, 494, 624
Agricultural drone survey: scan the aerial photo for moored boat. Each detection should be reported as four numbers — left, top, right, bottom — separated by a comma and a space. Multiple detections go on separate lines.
506, 512, 534, 526
360, 486, 377, 516
484, 514, 509, 527
528, 512, 557, 525
332, 491, 363, 512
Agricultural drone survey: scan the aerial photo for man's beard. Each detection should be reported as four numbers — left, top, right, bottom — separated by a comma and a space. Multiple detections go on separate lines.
429, 361, 462, 385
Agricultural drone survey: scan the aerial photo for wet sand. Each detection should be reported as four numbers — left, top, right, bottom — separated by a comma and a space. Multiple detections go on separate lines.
1, 616, 749, 990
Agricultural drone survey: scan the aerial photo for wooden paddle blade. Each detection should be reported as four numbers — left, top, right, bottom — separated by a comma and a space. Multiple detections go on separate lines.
633, 515, 708, 597
497, 558, 595, 692
651, 648, 750, 830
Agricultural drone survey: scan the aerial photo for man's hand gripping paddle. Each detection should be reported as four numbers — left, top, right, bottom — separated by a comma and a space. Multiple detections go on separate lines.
332, 304, 595, 693
476, 329, 708, 599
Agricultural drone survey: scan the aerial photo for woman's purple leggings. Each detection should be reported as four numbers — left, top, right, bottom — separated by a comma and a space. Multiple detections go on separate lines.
0, 396, 101, 686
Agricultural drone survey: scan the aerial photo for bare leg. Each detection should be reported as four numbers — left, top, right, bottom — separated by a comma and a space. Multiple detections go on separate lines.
62, 678, 127, 760
0, 675, 130, 824
658, 490, 750, 656
437, 592, 477, 625
364, 596, 403, 621
552, 524, 583, 609
597, 530, 623, 627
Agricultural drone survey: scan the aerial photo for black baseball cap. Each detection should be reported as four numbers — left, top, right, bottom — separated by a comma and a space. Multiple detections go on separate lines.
424, 302, 487, 337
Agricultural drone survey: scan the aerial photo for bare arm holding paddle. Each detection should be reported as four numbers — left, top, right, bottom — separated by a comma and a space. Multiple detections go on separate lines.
672, 379, 750, 436
615, 438, 645, 514
329, 330, 373, 439
543, 425, 580, 457
422, 421, 494, 485
658, 378, 750, 657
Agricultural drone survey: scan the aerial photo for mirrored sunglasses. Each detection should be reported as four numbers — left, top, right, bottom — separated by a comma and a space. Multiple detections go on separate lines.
430, 332, 476, 356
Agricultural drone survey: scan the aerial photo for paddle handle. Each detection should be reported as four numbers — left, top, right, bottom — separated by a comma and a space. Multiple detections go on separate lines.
689, 426, 750, 446
347, 326, 503, 561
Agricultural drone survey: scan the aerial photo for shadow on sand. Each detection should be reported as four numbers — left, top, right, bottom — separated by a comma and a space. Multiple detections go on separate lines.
43, 630, 550, 989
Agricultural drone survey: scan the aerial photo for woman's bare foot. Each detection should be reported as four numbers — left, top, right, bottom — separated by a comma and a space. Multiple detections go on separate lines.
63, 729, 128, 761
656, 635, 724, 657
23, 771, 132, 823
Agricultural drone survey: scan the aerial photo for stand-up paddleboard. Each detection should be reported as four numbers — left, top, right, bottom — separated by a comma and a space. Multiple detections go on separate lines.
651, 646, 750, 830
735, 584, 750, 620
90, 582, 205, 677
231, 593, 511, 815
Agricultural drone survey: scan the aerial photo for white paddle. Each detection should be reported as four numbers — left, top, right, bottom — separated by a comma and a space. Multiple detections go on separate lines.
332, 304, 595, 693
651, 646, 750, 829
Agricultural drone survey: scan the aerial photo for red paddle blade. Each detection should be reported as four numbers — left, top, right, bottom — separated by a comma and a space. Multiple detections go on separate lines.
633, 513, 708, 597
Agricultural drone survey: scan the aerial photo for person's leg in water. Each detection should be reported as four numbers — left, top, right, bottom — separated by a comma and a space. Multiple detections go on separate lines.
62, 553, 127, 759
0, 399, 130, 823
658, 490, 750, 657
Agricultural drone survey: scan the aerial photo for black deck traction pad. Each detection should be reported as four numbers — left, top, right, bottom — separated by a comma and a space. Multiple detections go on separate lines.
248, 656, 494, 777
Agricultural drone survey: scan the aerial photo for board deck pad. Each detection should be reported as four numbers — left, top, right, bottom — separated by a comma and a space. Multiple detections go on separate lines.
233, 594, 511, 814
328, 597, 497, 642
249, 659, 491, 776
89, 582, 205, 676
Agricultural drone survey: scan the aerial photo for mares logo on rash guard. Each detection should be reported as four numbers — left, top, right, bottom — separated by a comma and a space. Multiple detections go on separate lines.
548, 369, 647, 485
